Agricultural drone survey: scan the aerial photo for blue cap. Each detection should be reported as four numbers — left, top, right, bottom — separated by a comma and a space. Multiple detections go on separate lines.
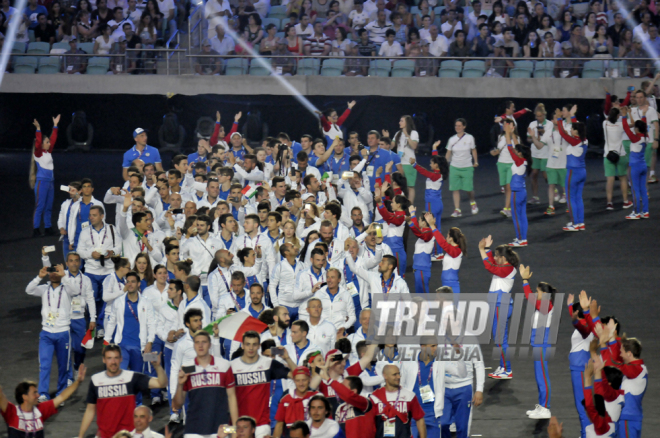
133, 127, 145, 138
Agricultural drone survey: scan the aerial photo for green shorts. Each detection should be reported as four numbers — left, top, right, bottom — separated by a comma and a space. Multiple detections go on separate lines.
604, 155, 629, 177
531, 158, 547, 171
645, 143, 655, 167
449, 165, 475, 191
623, 140, 631, 155
546, 168, 566, 186
403, 164, 417, 186
496, 162, 513, 186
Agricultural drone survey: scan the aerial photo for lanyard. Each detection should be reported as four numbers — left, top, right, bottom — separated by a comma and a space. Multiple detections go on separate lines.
417, 362, 433, 386
90, 224, 108, 246
69, 271, 83, 295
133, 228, 146, 252
328, 241, 335, 262
382, 275, 394, 294
310, 270, 323, 288
127, 297, 140, 322
230, 291, 243, 310
18, 408, 38, 438
47, 285, 63, 311
218, 268, 231, 292
244, 234, 260, 247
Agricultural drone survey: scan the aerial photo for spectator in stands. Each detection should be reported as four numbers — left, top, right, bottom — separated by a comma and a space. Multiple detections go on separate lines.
576, 35, 593, 60
75, 10, 98, 42
108, 7, 130, 39
77, 0, 93, 14
323, 10, 349, 40
34, 13, 56, 44
272, 38, 295, 75
195, 38, 222, 75
48, 2, 66, 41
502, 26, 519, 57
554, 41, 579, 78
634, 12, 652, 42
368, 0, 390, 22
591, 0, 607, 25
633, 0, 651, 24
540, 31, 561, 57
253, 0, 270, 18
607, 12, 625, 48
205, 0, 232, 36
414, 0, 434, 28
25, 0, 48, 29
330, 26, 351, 55
295, 13, 313, 37
591, 24, 613, 56
303, 21, 331, 56
327, 0, 348, 25
487, 1, 510, 27
428, 24, 448, 57
512, 13, 528, 47
485, 39, 513, 77
94, 23, 115, 54
64, 35, 88, 73
236, 0, 257, 31
618, 28, 633, 57
522, 30, 539, 57
284, 12, 299, 31
649, 24, 660, 54
418, 14, 431, 41
449, 29, 470, 58
442, 9, 462, 43
365, 9, 392, 46
126, 0, 142, 25
343, 44, 365, 76
471, 22, 493, 57
356, 27, 375, 62
245, 13, 264, 45
404, 27, 420, 56
138, 12, 157, 54
261, 23, 278, 55
284, 24, 304, 54
92, 0, 112, 26
557, 10, 573, 43
490, 21, 504, 44
123, 22, 142, 50
337, 0, 354, 17
110, 35, 138, 74
301, 0, 318, 22
414, 39, 436, 76
390, 12, 406, 45
466, 0, 483, 41
582, 12, 597, 44
626, 36, 652, 78
514, 1, 532, 23
528, 1, 550, 30
348, 1, 369, 31
378, 28, 402, 57
538, 15, 557, 42
568, 24, 582, 54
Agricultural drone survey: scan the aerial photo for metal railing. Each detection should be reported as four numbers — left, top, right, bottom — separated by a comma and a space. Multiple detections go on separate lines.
187, 5, 205, 51
8, 51, 660, 78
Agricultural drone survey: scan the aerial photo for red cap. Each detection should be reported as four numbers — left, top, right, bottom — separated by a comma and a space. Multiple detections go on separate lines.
292, 366, 311, 377
325, 349, 345, 361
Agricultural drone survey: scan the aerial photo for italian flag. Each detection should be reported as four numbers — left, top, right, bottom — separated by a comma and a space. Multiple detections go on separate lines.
242, 185, 258, 199
203, 312, 268, 341
81, 329, 95, 349
322, 172, 332, 181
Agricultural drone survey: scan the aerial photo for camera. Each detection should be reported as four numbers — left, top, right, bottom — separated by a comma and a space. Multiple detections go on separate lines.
46, 267, 57, 273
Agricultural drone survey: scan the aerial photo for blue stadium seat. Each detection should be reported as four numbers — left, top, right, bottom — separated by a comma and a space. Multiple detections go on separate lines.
87, 57, 110, 75
297, 58, 320, 75
27, 42, 50, 55
391, 59, 415, 77
368, 59, 391, 77
38, 56, 61, 74
249, 58, 272, 75
225, 58, 249, 75
462, 60, 485, 77
438, 59, 461, 77
320, 58, 344, 76
14, 56, 38, 73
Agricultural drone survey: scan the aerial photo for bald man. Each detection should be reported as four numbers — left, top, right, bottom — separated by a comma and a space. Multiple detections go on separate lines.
132, 406, 164, 438
369, 365, 427, 438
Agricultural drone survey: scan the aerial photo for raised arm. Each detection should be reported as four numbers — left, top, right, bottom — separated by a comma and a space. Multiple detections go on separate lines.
621, 116, 642, 143
557, 118, 581, 146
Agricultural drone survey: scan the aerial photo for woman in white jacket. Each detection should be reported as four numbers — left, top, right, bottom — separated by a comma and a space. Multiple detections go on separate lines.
602, 108, 631, 210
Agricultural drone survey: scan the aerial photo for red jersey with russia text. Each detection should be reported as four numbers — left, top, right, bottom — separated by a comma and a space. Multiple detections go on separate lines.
86, 370, 151, 438
230, 355, 291, 426
1, 400, 57, 438
318, 361, 363, 415
369, 387, 425, 438
182, 355, 236, 435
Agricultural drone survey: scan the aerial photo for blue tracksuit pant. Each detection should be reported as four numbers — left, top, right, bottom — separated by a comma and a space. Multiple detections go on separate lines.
531, 327, 551, 408
385, 237, 406, 277
570, 369, 589, 438
414, 267, 431, 293
511, 190, 528, 240
38, 330, 70, 397
440, 385, 473, 438
492, 300, 513, 372
86, 273, 107, 329
34, 179, 54, 229
425, 192, 443, 256
412, 404, 440, 438
148, 336, 165, 398
566, 167, 586, 224
120, 343, 144, 404
618, 419, 642, 438
630, 164, 648, 214
68, 318, 87, 381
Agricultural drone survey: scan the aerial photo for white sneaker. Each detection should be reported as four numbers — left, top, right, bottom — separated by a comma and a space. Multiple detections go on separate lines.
38, 395, 48, 403
169, 412, 181, 423
431, 254, 445, 262
553, 189, 560, 202
151, 396, 162, 406
558, 194, 567, 203
526, 404, 542, 416
528, 196, 540, 205
451, 209, 462, 218
96, 328, 105, 339
500, 208, 512, 218
471, 202, 479, 214
528, 406, 552, 419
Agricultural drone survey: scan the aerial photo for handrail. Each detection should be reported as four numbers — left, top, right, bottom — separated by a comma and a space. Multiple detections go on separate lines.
184, 54, 660, 61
